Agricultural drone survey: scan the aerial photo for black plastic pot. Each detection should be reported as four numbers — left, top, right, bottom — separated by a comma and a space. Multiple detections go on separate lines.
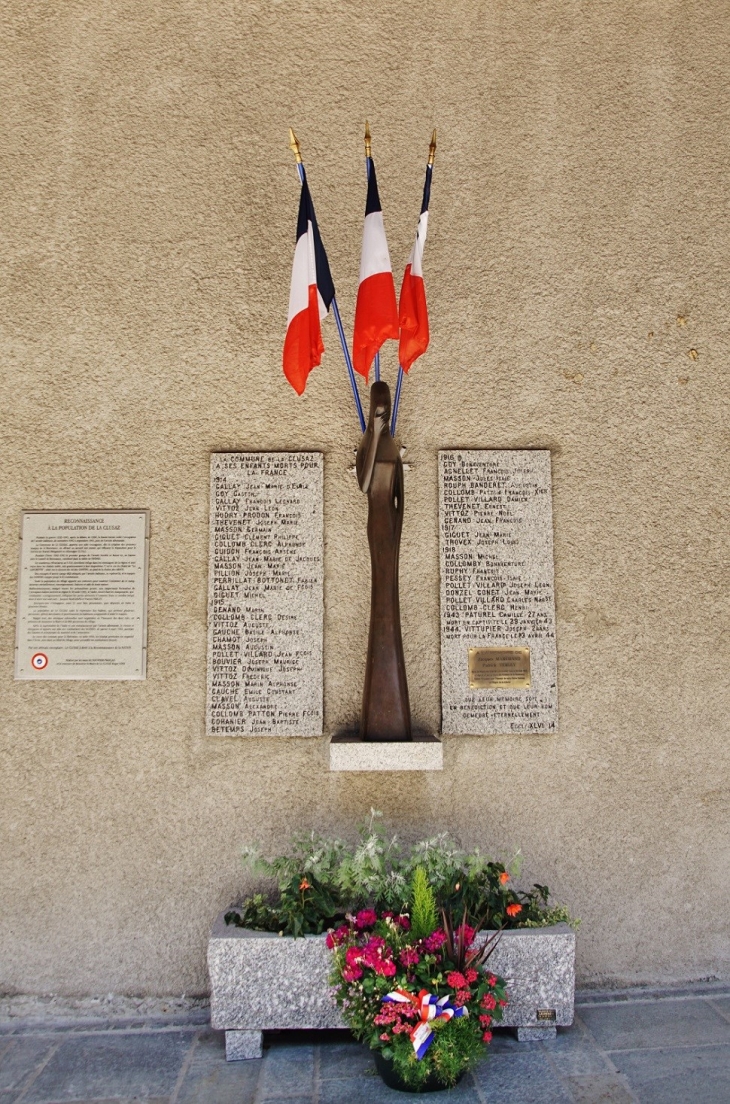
373, 1050, 465, 1093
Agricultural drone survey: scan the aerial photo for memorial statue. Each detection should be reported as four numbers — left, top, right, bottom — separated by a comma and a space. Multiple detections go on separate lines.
356, 382, 412, 742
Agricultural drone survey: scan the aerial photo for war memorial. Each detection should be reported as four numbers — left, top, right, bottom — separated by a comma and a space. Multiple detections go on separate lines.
1, 2, 729, 1099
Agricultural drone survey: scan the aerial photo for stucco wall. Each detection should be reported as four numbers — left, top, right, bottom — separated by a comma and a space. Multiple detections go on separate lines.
2, 0, 728, 997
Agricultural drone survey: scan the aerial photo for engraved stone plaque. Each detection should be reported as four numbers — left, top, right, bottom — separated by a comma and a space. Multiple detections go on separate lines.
15, 510, 149, 680
207, 452, 323, 736
440, 450, 558, 734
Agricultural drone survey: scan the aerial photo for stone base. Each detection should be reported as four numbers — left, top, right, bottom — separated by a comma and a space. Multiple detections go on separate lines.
208, 914, 575, 1044
225, 1029, 263, 1061
516, 1026, 557, 1042
328, 734, 443, 771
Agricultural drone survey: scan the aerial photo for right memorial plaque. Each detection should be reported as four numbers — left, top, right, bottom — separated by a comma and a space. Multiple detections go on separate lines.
439, 450, 558, 735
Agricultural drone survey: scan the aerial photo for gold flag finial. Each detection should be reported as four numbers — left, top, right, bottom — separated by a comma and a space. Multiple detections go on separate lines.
289, 127, 302, 164
364, 120, 372, 159
428, 129, 437, 166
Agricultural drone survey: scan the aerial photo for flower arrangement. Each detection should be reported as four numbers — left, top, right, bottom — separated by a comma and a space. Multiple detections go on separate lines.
225, 810, 576, 938
328, 868, 508, 1091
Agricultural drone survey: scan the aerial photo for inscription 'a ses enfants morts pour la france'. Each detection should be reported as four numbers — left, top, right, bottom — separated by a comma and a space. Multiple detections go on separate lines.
207, 453, 323, 736
439, 450, 558, 735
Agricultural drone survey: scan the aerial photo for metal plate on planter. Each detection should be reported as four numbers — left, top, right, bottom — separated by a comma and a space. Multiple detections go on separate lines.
468, 646, 531, 689
536, 1008, 557, 1022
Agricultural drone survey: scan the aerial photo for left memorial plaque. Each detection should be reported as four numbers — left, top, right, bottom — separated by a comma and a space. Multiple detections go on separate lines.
207, 453, 323, 737
15, 511, 149, 680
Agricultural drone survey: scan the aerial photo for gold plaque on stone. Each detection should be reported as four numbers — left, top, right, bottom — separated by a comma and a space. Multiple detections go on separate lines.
468, 647, 531, 689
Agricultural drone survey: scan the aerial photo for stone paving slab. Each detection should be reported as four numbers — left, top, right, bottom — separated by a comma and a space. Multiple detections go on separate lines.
1, 985, 729, 1102
578, 996, 730, 1051
612, 1043, 730, 1104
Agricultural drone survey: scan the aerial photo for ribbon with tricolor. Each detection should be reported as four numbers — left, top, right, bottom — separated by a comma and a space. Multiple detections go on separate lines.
382, 988, 468, 1060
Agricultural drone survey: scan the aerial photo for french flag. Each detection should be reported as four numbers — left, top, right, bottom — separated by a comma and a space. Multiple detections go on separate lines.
398, 162, 432, 372
352, 159, 399, 380
283, 170, 335, 395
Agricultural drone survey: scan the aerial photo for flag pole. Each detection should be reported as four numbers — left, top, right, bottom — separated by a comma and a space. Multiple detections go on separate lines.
289, 129, 366, 433
363, 122, 380, 384
391, 129, 436, 439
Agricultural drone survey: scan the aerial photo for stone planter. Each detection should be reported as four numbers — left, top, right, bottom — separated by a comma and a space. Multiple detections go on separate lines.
207, 911, 575, 1060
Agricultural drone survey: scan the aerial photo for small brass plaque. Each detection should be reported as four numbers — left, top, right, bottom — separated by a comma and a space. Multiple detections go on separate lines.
536, 1008, 557, 1022
468, 647, 531, 689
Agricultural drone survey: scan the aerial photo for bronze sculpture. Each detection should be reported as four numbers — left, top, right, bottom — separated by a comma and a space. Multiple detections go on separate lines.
356, 382, 412, 742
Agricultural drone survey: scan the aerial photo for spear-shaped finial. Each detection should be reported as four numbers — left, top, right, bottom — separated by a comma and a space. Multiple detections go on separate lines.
364, 120, 372, 159
288, 127, 302, 164
428, 128, 437, 167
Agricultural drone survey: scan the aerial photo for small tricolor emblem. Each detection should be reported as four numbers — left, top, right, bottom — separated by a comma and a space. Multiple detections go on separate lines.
31, 653, 48, 670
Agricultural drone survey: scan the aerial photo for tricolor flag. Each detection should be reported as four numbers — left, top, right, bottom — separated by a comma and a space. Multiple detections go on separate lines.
352, 158, 399, 380
283, 170, 335, 395
398, 160, 432, 373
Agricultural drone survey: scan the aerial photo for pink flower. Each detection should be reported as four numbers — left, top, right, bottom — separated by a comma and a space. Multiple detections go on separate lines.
482, 1030, 493, 1043
423, 929, 447, 952
325, 924, 350, 949
355, 909, 378, 930
345, 946, 362, 967
465, 968, 479, 983
399, 948, 420, 967
447, 971, 467, 989
375, 957, 397, 977
380, 1032, 390, 1041
342, 964, 363, 982
458, 923, 476, 946
498, 997, 508, 1008
396, 915, 411, 930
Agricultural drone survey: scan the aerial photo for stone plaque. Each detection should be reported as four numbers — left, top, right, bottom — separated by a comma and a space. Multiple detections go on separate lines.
15, 510, 149, 680
207, 452, 323, 736
440, 450, 558, 734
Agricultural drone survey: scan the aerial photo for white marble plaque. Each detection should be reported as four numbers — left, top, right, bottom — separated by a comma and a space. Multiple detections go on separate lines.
15, 511, 149, 680
207, 452, 323, 736
439, 451, 558, 734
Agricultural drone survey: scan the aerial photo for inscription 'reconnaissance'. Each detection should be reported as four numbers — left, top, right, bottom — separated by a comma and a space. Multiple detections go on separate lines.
206, 452, 323, 736
439, 450, 558, 734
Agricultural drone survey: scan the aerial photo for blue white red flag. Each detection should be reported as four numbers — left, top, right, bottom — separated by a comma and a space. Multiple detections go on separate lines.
398, 163, 432, 373
352, 159, 399, 380
283, 170, 335, 395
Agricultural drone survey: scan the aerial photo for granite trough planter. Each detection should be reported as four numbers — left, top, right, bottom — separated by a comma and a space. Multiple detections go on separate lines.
208, 911, 576, 1060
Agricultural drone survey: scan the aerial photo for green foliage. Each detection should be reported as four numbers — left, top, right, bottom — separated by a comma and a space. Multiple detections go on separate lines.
409, 866, 438, 940
227, 812, 576, 936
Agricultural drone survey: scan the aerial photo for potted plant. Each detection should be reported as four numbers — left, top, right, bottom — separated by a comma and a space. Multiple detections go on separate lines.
328, 867, 508, 1092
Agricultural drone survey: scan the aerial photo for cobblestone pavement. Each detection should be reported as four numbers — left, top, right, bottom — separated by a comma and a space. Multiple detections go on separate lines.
1, 984, 729, 1103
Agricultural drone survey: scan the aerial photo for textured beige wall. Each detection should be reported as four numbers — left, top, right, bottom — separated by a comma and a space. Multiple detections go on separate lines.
2, 0, 729, 997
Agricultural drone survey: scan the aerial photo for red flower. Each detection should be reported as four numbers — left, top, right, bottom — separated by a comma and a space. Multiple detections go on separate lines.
479, 1013, 492, 1026
397, 915, 411, 930
454, 989, 471, 1006
447, 971, 467, 989
342, 964, 362, 981
355, 909, 378, 930
376, 958, 397, 978
482, 1030, 493, 1043
299, 879, 311, 891
498, 997, 508, 1007
481, 993, 497, 1011
487, 974, 498, 987
506, 903, 522, 918
499, 871, 510, 885
399, 948, 420, 967
465, 968, 479, 983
